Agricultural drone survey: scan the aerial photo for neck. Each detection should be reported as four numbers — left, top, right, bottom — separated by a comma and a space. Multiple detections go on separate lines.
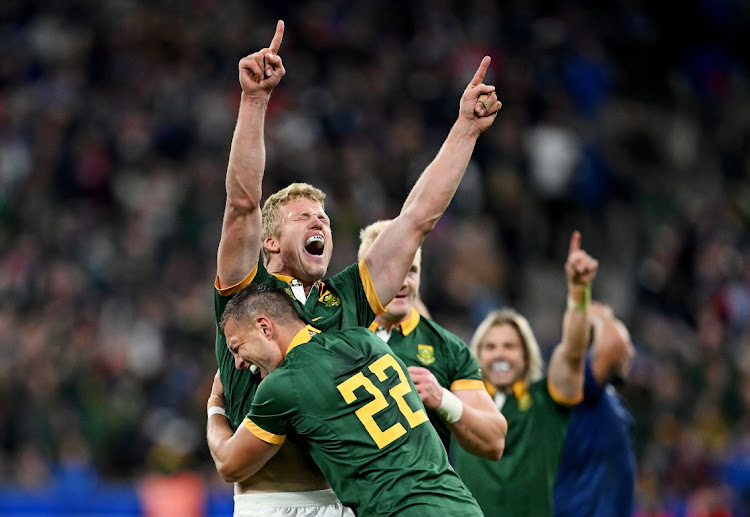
374, 312, 410, 331
267, 261, 319, 295
279, 320, 309, 356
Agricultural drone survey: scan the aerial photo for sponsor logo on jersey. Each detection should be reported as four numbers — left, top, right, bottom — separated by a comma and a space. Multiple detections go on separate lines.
416, 344, 435, 365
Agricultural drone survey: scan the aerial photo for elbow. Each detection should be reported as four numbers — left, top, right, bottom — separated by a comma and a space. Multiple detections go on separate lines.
396, 209, 439, 241
215, 459, 248, 483
487, 419, 508, 460
226, 196, 260, 217
478, 437, 505, 461
486, 415, 508, 460
490, 437, 505, 461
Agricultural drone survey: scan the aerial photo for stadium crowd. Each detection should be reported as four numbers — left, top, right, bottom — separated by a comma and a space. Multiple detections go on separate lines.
1, 0, 749, 514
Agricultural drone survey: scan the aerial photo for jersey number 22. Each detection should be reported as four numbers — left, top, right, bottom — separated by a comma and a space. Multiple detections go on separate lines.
337, 353, 429, 448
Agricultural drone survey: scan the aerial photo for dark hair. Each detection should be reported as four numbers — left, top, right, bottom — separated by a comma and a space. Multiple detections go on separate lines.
219, 284, 300, 334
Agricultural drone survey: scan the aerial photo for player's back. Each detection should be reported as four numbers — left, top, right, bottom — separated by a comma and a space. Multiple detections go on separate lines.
272, 327, 482, 516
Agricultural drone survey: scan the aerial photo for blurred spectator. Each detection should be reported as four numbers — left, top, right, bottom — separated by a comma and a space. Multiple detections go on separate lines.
0, 1, 748, 515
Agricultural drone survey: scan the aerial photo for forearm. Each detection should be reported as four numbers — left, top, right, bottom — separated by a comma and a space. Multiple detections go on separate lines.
562, 283, 591, 361
398, 119, 481, 235
448, 403, 506, 460
218, 94, 269, 284
206, 411, 240, 478
225, 93, 269, 210
548, 284, 591, 400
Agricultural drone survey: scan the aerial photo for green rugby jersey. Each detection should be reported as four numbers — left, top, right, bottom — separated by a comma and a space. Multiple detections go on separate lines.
452, 379, 575, 517
368, 308, 484, 449
244, 326, 483, 517
215, 259, 384, 429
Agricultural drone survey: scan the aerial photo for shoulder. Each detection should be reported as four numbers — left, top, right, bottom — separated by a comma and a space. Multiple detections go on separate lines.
324, 262, 361, 285
254, 369, 293, 402
418, 317, 469, 350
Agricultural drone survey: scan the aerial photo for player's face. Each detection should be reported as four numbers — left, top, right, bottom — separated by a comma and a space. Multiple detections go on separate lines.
271, 198, 333, 283
384, 253, 421, 321
477, 323, 527, 392
224, 317, 284, 379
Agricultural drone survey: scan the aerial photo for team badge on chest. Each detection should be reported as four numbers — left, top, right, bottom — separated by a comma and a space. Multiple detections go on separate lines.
318, 290, 340, 307
416, 344, 435, 365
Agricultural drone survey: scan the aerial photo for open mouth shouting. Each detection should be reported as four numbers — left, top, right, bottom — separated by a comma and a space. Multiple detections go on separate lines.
304, 234, 325, 256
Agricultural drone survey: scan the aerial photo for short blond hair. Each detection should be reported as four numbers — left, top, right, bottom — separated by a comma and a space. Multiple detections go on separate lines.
261, 183, 326, 263
357, 219, 422, 266
470, 308, 544, 385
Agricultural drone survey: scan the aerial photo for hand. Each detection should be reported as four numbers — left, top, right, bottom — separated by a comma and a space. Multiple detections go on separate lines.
407, 366, 444, 410
565, 231, 598, 287
208, 369, 225, 408
238, 20, 286, 98
458, 56, 502, 135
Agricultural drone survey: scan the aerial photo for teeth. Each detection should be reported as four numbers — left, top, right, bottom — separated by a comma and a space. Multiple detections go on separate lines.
305, 235, 324, 246
249, 364, 259, 374
491, 361, 510, 372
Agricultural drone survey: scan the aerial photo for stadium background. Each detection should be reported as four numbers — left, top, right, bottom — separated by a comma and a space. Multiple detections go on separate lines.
1, 0, 749, 515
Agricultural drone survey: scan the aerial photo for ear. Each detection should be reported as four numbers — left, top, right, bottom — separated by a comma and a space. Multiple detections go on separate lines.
256, 316, 273, 337
264, 236, 280, 255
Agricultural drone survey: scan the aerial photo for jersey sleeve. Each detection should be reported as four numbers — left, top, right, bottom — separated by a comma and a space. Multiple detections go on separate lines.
243, 371, 296, 444
214, 260, 265, 321
446, 333, 485, 391
327, 261, 385, 327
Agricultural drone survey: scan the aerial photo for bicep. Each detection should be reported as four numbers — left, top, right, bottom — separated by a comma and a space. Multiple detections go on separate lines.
454, 389, 499, 414
364, 216, 423, 305
547, 345, 585, 404
217, 207, 262, 287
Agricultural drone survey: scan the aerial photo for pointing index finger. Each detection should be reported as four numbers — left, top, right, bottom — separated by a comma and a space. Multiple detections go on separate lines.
269, 20, 284, 54
469, 56, 491, 88
569, 231, 581, 256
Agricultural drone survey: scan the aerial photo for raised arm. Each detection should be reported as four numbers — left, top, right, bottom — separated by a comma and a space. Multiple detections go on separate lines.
548, 231, 599, 402
217, 20, 286, 286
206, 371, 281, 482
364, 57, 502, 305
408, 366, 506, 460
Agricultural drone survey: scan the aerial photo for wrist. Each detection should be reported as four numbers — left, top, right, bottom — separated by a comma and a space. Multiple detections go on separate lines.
240, 91, 271, 106
453, 117, 482, 140
567, 284, 591, 312
207, 394, 225, 410
436, 388, 464, 424
207, 405, 228, 419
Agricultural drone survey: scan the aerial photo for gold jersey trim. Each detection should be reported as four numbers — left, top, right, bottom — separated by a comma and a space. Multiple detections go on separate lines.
287, 325, 320, 354
359, 260, 385, 316
547, 379, 583, 406
243, 417, 286, 445
215, 265, 258, 296
450, 379, 486, 391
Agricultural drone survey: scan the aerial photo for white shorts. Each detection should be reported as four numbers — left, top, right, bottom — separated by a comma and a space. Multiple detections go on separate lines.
233, 489, 355, 517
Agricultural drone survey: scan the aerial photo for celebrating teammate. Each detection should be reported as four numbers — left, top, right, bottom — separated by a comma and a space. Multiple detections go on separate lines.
358, 220, 506, 458
452, 232, 598, 517
208, 284, 484, 516
208, 20, 501, 516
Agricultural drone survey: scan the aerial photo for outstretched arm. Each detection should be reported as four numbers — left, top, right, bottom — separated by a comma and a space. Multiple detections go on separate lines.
365, 57, 502, 305
548, 231, 599, 402
217, 20, 286, 287
206, 371, 281, 482
408, 366, 506, 460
